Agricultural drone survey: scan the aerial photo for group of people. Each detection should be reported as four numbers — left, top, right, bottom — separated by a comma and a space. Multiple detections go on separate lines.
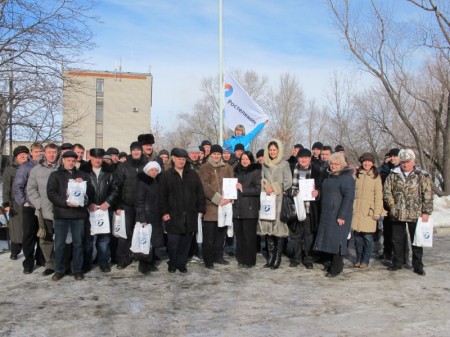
1, 125, 434, 281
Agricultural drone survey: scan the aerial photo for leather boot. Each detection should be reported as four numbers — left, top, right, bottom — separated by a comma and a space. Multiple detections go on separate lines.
271, 237, 284, 269
264, 236, 276, 268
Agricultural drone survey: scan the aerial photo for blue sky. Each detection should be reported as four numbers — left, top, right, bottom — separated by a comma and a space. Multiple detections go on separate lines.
86, 0, 419, 129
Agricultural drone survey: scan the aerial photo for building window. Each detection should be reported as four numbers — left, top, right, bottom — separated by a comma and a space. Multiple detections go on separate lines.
96, 79, 104, 97
96, 99, 103, 122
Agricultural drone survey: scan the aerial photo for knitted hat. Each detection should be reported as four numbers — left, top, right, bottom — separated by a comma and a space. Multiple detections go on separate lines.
187, 143, 199, 153
130, 141, 143, 151
200, 140, 211, 147
312, 142, 323, 150
234, 143, 245, 152
118, 152, 127, 159
60, 143, 73, 151
210, 144, 223, 155
158, 149, 169, 156
143, 161, 161, 174
388, 148, 400, 157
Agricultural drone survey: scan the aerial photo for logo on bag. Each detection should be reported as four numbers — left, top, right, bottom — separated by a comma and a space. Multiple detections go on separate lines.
139, 235, 147, 245
96, 219, 104, 227
424, 231, 431, 239
264, 205, 271, 212
114, 225, 120, 232
73, 191, 81, 196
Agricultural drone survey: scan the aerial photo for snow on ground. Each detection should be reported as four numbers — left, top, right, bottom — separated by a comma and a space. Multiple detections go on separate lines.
431, 195, 450, 227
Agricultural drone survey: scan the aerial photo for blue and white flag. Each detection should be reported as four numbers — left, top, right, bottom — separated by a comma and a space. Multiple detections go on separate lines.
223, 73, 268, 132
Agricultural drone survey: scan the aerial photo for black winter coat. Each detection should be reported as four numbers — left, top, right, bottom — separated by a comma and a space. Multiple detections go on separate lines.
114, 154, 148, 208
80, 161, 119, 207
135, 173, 165, 247
233, 163, 261, 219
47, 167, 94, 219
158, 166, 206, 234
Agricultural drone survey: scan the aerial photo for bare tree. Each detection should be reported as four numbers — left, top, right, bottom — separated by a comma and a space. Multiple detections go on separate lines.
266, 73, 305, 152
328, 0, 450, 195
0, 0, 98, 172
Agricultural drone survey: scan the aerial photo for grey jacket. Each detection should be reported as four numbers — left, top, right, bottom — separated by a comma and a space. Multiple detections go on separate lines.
13, 159, 38, 207
27, 160, 58, 220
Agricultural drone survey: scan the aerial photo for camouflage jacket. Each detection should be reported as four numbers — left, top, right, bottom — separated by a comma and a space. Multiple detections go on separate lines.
383, 166, 433, 222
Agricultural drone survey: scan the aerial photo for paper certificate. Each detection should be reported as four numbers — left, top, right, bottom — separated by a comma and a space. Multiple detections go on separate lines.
299, 179, 315, 201
222, 178, 238, 200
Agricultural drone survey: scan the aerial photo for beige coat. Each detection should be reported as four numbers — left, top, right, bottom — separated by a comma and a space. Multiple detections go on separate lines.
257, 139, 292, 238
199, 157, 234, 222
351, 169, 384, 233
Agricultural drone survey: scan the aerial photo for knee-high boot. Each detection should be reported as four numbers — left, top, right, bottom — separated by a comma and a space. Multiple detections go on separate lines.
264, 236, 276, 268
271, 237, 284, 269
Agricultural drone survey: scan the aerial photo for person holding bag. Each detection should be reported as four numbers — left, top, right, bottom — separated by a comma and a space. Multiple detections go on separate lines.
257, 139, 292, 270
135, 161, 165, 274
289, 148, 320, 269
233, 151, 261, 268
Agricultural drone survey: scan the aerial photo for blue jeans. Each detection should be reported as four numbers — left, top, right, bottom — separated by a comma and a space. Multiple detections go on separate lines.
354, 231, 374, 265
54, 218, 84, 274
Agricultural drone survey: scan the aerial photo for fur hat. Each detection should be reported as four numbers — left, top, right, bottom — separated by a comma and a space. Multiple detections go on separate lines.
398, 149, 416, 162
137, 133, 155, 145
359, 152, 375, 164
210, 144, 223, 155
90, 148, 105, 158
13, 146, 29, 157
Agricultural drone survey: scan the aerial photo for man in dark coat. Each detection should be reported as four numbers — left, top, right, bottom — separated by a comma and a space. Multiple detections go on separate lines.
113, 141, 148, 269
13, 142, 44, 273
290, 148, 321, 269
47, 151, 94, 281
158, 148, 206, 273
80, 148, 120, 273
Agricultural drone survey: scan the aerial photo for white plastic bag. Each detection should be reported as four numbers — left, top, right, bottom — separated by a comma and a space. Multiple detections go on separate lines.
218, 203, 233, 228
294, 194, 307, 222
413, 218, 433, 247
259, 192, 276, 220
112, 211, 127, 239
89, 209, 111, 235
130, 223, 152, 254
67, 179, 87, 207
196, 213, 203, 243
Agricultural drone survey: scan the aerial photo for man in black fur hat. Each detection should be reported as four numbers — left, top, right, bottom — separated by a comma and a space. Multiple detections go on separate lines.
138, 133, 158, 161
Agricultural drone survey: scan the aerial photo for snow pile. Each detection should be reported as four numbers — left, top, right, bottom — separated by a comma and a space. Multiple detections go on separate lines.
432, 195, 450, 228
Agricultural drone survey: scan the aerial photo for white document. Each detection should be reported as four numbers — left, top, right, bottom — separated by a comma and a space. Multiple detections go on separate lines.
298, 179, 315, 201
222, 178, 238, 200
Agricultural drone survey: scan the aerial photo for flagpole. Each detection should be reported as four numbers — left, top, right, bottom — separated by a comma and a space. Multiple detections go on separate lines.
218, 0, 223, 146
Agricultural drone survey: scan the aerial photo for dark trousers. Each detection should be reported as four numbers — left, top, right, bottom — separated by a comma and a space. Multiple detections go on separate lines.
234, 218, 257, 266
84, 214, 112, 270
382, 217, 393, 257
329, 252, 344, 275
188, 233, 200, 258
202, 221, 226, 265
116, 205, 135, 265
392, 221, 423, 270
22, 206, 43, 269
54, 218, 84, 274
167, 233, 192, 268
289, 214, 314, 265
